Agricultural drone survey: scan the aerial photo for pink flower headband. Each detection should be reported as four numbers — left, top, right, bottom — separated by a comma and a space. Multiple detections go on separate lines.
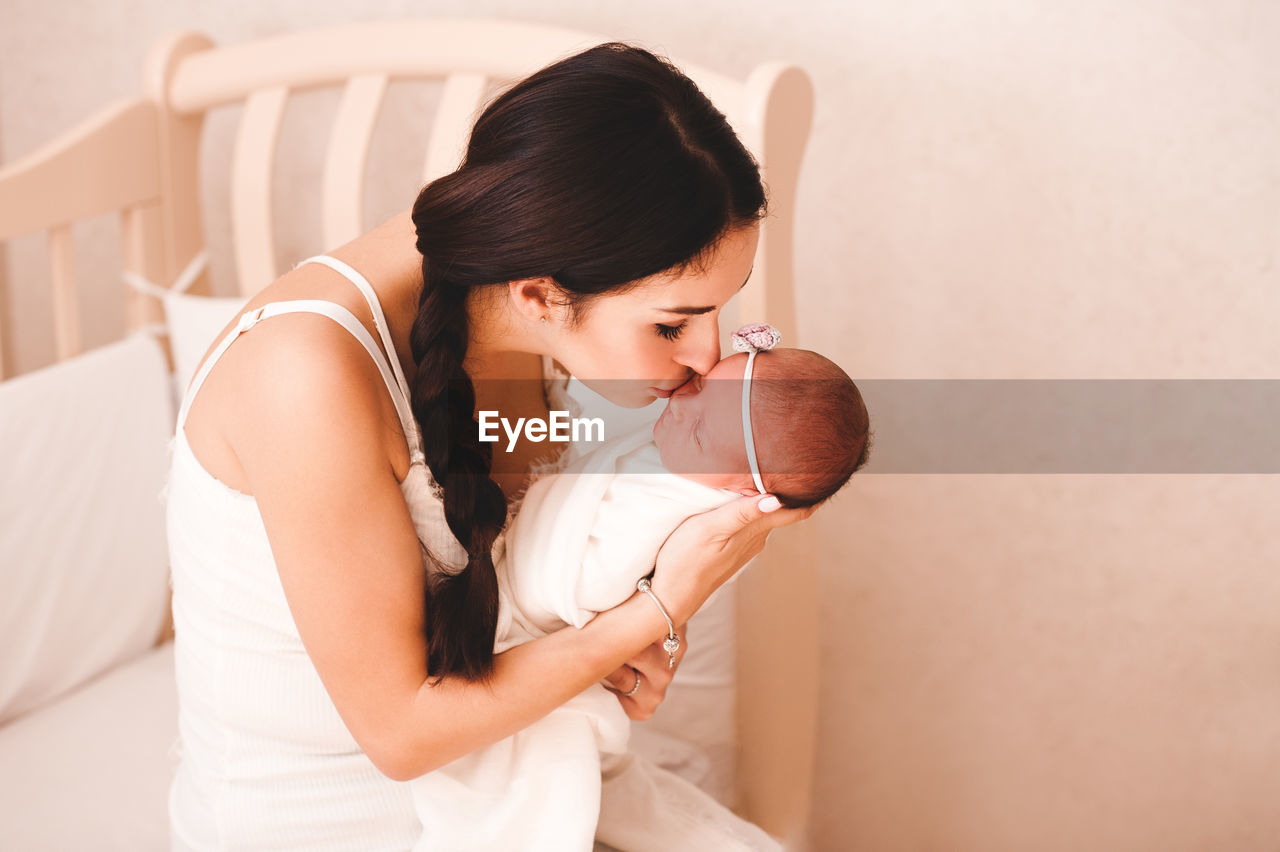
730, 322, 782, 495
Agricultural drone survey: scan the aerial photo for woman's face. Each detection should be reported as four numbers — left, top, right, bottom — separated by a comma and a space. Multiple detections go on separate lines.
551, 223, 760, 408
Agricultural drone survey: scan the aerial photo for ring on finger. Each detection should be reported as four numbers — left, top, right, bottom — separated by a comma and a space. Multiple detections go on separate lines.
623, 667, 642, 697
602, 666, 643, 697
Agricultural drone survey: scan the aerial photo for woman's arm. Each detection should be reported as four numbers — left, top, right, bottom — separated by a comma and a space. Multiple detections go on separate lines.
226, 319, 679, 781
395, 490, 811, 775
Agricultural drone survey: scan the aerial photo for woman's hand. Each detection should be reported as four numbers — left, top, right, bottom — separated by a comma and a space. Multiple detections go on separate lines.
601, 494, 815, 719
652, 493, 815, 625
601, 624, 688, 721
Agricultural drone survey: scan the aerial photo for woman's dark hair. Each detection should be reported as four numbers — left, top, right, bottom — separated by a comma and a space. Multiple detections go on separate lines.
409, 42, 768, 685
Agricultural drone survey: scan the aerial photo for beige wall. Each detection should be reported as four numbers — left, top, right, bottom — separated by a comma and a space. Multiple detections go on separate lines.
4, 2, 1279, 849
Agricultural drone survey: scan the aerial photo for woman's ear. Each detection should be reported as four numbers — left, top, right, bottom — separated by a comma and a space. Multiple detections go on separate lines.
507, 276, 560, 323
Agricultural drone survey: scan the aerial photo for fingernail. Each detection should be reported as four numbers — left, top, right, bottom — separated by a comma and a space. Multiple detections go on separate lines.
758, 495, 781, 513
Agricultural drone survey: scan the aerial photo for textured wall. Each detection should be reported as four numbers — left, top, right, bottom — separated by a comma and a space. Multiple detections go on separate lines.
4, 2, 1279, 849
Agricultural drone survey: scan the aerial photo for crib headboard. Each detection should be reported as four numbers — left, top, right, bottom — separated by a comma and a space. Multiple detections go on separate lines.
0, 19, 817, 845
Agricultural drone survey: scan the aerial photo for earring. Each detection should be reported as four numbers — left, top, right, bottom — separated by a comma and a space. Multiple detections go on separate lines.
540, 316, 549, 324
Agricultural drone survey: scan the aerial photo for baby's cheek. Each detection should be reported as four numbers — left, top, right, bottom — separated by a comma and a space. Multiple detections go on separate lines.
653, 432, 670, 463
654, 430, 685, 472
704, 444, 737, 477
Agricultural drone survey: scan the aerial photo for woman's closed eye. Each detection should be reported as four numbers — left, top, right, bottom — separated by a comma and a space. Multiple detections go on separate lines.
656, 320, 688, 341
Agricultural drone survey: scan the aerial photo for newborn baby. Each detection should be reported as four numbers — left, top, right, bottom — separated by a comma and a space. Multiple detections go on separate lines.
409, 325, 870, 852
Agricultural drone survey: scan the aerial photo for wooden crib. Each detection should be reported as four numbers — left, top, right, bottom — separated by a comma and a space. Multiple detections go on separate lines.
0, 18, 818, 848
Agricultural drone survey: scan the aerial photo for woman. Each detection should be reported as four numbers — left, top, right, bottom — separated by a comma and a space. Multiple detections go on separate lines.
167, 42, 813, 849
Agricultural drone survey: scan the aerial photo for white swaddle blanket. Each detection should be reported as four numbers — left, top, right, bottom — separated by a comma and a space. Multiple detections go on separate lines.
408, 426, 780, 851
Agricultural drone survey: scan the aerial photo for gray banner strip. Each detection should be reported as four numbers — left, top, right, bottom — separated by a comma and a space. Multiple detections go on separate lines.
465, 379, 1280, 474
859, 380, 1280, 473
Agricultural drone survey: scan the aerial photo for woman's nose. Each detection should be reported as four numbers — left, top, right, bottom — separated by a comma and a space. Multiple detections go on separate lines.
675, 320, 721, 377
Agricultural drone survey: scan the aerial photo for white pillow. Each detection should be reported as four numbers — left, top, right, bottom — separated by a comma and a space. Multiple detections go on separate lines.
162, 290, 249, 401
0, 334, 174, 724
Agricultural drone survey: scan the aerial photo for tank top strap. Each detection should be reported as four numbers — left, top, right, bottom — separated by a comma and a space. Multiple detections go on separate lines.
295, 255, 424, 454
176, 299, 425, 465
294, 255, 414, 398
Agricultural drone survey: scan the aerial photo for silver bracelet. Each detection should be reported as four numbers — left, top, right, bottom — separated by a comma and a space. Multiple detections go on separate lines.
636, 577, 680, 669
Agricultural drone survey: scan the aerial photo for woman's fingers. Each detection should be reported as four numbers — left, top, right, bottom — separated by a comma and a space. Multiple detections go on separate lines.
761, 500, 817, 530
649, 495, 818, 625
602, 663, 639, 693
601, 662, 655, 721
602, 623, 688, 721
705, 493, 816, 541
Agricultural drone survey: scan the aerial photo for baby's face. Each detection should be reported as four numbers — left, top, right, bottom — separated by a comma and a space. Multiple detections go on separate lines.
652, 352, 759, 494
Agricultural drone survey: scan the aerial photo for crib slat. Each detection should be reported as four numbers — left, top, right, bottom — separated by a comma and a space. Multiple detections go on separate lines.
121, 204, 169, 338
322, 74, 388, 249
422, 73, 487, 184
48, 225, 82, 362
232, 86, 288, 296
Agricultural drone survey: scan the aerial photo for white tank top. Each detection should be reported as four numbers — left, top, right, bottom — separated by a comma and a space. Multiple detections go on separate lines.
166, 254, 550, 850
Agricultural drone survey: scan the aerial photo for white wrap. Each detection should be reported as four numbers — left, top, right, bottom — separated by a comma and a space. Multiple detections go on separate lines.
409, 427, 778, 851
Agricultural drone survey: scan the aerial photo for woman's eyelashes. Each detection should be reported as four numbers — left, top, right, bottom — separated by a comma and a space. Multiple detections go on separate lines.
656, 320, 688, 341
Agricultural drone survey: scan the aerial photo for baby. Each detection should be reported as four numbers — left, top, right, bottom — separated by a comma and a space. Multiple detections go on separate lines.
409, 324, 870, 852
653, 322, 871, 509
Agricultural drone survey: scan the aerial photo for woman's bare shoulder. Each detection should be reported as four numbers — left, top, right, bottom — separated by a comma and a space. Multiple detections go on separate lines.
183, 306, 408, 497
233, 313, 403, 481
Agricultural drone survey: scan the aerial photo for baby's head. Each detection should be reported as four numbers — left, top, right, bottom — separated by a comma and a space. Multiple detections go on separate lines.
653, 346, 870, 508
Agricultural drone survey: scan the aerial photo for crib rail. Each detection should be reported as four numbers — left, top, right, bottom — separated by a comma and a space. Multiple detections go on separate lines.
0, 98, 161, 239
164, 20, 738, 116
0, 97, 169, 370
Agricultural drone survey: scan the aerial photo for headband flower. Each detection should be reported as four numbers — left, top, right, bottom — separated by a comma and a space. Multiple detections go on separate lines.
731, 322, 782, 353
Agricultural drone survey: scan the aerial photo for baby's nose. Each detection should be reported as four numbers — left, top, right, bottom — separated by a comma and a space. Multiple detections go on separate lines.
672, 374, 702, 397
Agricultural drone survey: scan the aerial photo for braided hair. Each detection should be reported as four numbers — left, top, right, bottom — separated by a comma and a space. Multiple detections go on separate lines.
409, 43, 767, 684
